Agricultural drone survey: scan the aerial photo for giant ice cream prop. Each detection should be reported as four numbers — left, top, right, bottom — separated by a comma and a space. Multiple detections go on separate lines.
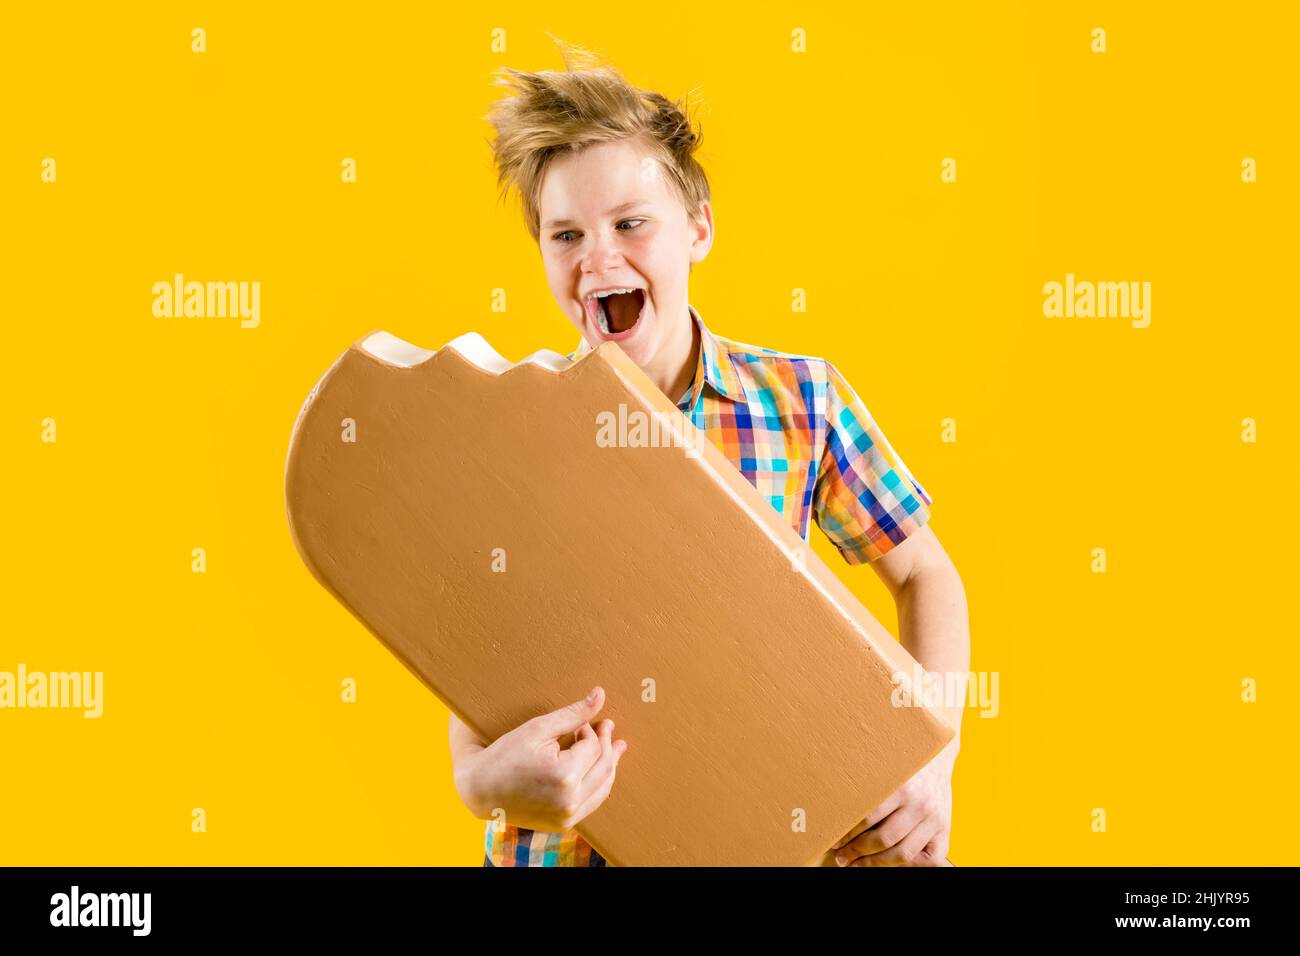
284, 330, 955, 866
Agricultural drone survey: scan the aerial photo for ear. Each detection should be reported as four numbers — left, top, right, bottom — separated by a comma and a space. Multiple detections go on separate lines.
688, 200, 715, 265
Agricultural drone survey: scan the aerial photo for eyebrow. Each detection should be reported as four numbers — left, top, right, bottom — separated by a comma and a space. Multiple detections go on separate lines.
542, 201, 649, 231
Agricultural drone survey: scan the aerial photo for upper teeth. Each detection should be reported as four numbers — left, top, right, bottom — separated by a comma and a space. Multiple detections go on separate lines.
588, 288, 642, 334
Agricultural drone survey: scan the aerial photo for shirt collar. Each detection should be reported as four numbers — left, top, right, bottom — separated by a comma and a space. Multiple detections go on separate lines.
569, 303, 748, 405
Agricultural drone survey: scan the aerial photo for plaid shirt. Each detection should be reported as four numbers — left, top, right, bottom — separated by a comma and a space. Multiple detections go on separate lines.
483, 304, 933, 867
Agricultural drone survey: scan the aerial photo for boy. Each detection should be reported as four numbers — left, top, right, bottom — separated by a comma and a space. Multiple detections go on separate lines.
450, 47, 970, 868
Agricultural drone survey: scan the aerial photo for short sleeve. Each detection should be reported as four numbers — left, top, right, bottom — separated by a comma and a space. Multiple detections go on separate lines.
813, 361, 932, 565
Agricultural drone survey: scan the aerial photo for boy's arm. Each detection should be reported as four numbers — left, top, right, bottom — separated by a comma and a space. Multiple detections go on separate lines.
811, 359, 968, 748
871, 523, 970, 754
808, 360, 969, 863
826, 524, 969, 866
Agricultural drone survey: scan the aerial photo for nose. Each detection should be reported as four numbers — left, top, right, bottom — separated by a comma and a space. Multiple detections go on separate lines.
581, 228, 624, 276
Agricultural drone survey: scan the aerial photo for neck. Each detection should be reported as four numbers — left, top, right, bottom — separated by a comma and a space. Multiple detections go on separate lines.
643, 306, 700, 402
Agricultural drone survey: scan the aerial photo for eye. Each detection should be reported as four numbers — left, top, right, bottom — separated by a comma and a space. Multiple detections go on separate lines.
551, 219, 645, 243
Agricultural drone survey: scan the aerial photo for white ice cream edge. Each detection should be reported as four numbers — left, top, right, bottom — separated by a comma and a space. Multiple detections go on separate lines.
359, 330, 575, 373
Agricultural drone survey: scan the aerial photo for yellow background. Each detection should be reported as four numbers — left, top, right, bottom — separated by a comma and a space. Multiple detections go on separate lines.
2, 2, 1295, 865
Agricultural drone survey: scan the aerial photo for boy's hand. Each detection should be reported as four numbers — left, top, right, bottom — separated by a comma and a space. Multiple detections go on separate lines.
459, 686, 628, 833
828, 749, 955, 866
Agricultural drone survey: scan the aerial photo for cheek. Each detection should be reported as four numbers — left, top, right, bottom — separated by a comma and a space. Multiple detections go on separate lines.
635, 233, 684, 279
542, 254, 571, 289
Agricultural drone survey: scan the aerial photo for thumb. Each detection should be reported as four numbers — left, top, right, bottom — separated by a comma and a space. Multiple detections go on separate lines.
532, 687, 604, 740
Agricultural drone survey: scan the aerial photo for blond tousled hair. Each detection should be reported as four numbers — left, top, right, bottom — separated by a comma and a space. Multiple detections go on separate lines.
484, 37, 711, 244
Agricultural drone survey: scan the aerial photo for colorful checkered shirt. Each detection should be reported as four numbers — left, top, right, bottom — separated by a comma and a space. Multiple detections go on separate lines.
483, 303, 933, 867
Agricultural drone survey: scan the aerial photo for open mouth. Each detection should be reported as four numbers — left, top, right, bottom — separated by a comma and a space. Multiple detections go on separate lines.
586, 287, 647, 336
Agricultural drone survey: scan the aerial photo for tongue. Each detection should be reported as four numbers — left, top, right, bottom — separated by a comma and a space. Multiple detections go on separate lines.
606, 290, 642, 332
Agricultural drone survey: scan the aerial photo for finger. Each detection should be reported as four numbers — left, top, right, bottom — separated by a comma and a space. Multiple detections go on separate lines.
571, 719, 614, 787
549, 721, 591, 759
531, 687, 605, 741
574, 722, 596, 748
919, 832, 952, 867
562, 721, 595, 752
914, 838, 951, 867
560, 720, 603, 773
569, 751, 621, 825
568, 734, 626, 825
837, 804, 924, 864
831, 790, 903, 850
852, 818, 941, 867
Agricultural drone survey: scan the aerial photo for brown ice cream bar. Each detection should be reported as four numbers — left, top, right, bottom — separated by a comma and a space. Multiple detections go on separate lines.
284, 330, 956, 866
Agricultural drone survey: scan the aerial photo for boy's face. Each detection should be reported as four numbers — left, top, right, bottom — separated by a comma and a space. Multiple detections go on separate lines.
537, 138, 712, 371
